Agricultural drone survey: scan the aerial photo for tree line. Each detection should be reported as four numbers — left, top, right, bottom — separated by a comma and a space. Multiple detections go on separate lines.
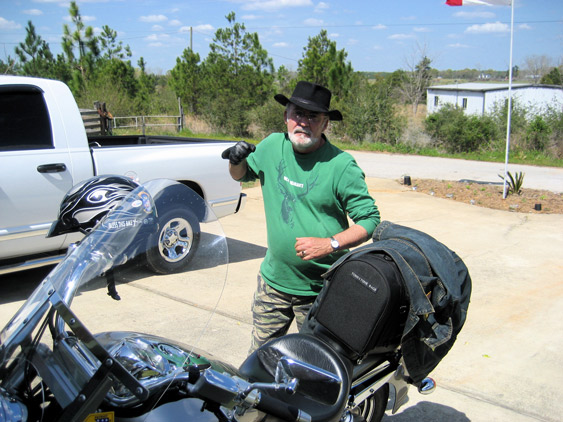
2, 2, 561, 159
0, 2, 428, 144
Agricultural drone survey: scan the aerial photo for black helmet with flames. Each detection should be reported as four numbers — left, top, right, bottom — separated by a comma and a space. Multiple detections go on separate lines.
47, 175, 139, 238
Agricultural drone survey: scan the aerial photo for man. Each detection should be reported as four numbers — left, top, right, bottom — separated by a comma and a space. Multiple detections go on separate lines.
223, 81, 380, 352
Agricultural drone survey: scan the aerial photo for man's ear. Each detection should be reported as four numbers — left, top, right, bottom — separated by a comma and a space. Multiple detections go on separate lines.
322, 117, 329, 131
283, 109, 288, 123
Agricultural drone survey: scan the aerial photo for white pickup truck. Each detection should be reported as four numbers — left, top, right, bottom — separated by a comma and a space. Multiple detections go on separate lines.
0, 75, 245, 275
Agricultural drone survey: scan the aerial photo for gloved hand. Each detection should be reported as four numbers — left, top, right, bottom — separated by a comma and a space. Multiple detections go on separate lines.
221, 141, 256, 165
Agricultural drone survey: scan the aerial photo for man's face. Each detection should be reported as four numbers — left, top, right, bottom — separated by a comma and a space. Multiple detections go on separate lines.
285, 105, 328, 153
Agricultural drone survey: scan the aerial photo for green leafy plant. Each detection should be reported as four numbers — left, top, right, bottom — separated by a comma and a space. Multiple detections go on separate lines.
526, 115, 551, 151
498, 171, 525, 195
424, 104, 498, 153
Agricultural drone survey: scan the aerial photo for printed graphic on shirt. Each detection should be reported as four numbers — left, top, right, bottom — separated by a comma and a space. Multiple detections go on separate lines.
276, 160, 318, 228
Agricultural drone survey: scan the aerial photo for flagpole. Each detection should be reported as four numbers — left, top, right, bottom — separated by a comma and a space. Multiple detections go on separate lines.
502, 0, 515, 199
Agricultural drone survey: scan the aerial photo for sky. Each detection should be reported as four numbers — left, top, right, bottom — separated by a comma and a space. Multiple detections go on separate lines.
1, 0, 561, 75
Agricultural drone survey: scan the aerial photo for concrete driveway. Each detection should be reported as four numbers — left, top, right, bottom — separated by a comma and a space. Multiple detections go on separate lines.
216, 152, 563, 421
0, 152, 560, 421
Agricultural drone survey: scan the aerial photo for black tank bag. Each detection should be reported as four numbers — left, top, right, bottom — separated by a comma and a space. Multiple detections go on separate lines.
310, 251, 408, 361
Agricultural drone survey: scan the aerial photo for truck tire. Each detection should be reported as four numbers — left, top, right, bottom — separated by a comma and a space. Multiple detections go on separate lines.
146, 207, 200, 274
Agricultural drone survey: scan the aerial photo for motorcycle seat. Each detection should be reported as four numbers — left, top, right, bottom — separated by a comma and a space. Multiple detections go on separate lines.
239, 333, 352, 422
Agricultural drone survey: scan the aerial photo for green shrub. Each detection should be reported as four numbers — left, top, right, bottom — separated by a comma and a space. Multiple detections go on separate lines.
526, 115, 551, 151
543, 106, 563, 158
424, 104, 497, 153
490, 98, 528, 139
248, 98, 287, 140
336, 76, 405, 145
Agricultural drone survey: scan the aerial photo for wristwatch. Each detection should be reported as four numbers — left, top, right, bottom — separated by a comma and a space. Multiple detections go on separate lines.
330, 236, 340, 251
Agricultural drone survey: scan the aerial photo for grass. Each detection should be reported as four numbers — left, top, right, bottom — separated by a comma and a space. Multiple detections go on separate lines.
113, 125, 563, 169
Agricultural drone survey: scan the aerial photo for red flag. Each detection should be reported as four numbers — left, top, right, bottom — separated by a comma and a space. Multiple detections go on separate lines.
446, 0, 511, 5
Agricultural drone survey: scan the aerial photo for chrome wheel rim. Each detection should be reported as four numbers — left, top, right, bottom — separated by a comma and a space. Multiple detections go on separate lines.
158, 217, 193, 263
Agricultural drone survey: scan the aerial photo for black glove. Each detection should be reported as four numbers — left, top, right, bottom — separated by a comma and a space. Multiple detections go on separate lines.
221, 141, 256, 165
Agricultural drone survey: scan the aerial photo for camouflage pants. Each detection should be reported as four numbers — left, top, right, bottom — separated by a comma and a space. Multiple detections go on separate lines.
249, 273, 316, 354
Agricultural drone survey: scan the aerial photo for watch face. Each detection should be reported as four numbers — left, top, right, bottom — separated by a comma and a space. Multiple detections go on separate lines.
331, 238, 339, 250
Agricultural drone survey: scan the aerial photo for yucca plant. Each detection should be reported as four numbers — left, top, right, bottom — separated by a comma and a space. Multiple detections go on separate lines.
499, 171, 525, 196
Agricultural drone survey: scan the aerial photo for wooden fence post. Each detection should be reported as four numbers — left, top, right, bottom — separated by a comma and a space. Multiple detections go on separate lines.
178, 97, 184, 132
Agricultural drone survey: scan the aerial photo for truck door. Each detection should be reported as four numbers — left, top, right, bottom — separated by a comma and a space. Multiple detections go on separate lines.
0, 85, 75, 260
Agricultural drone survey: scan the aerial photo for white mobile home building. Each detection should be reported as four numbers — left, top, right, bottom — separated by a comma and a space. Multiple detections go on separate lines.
427, 83, 563, 117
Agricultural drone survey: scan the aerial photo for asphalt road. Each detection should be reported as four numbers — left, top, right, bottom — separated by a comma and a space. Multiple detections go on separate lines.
1, 152, 562, 421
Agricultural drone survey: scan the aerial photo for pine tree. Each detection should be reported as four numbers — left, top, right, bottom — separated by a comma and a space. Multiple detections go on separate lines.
297, 30, 353, 101
15, 21, 55, 77
200, 12, 274, 135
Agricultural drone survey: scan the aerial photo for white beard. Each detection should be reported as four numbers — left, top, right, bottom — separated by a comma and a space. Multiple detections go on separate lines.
288, 129, 321, 152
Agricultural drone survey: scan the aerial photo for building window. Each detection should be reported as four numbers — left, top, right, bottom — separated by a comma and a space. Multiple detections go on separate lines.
462, 98, 468, 109
434, 96, 439, 106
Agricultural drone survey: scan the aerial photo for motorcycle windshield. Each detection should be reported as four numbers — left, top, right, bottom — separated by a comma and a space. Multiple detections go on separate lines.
0, 179, 229, 405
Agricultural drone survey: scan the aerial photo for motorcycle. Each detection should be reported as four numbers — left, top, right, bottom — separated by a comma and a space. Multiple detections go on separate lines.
0, 178, 437, 422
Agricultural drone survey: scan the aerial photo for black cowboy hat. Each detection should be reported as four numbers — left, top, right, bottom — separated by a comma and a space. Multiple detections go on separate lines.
274, 81, 343, 121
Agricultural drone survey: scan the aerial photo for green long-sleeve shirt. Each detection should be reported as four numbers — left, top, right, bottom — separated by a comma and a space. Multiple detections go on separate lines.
243, 133, 380, 295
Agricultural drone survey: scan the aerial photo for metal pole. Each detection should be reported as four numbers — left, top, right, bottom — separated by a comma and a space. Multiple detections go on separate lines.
502, 0, 515, 199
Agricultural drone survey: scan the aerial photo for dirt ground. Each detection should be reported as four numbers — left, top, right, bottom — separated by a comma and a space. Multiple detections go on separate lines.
409, 178, 563, 214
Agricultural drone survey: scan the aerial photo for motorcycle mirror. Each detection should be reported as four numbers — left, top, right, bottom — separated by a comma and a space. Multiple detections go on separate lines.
276, 357, 342, 405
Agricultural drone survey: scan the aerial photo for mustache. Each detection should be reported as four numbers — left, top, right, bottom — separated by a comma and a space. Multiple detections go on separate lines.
293, 128, 312, 136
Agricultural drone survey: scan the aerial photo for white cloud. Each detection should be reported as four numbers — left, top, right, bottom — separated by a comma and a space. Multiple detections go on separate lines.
372, 24, 387, 30
330, 32, 339, 38
304, 18, 323, 26
152, 25, 164, 31
315, 2, 329, 12
24, 9, 43, 16
140, 15, 168, 23
0, 17, 21, 30
273, 42, 289, 47
448, 43, 470, 48
145, 33, 170, 42
180, 24, 215, 35
242, 14, 262, 20
388, 33, 415, 40
269, 26, 284, 36
518, 23, 532, 30
414, 27, 430, 33
237, 0, 313, 11
465, 21, 509, 34
372, 45, 383, 50
454, 11, 495, 19
63, 15, 96, 23
169, 19, 182, 27
194, 24, 215, 33
148, 42, 164, 48
348, 38, 359, 45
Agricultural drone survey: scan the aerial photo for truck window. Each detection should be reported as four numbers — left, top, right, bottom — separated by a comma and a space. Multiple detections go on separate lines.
0, 89, 53, 151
